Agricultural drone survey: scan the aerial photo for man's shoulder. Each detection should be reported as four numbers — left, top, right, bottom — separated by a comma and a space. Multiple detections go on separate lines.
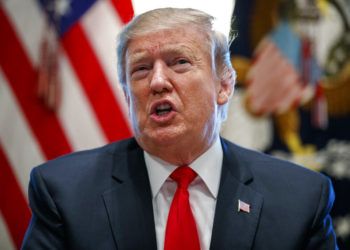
221, 137, 329, 187
33, 137, 139, 178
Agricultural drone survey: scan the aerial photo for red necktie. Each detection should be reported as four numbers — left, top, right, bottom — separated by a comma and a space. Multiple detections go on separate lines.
164, 166, 200, 250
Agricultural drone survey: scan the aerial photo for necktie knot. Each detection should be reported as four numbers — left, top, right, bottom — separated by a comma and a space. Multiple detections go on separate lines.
170, 166, 197, 189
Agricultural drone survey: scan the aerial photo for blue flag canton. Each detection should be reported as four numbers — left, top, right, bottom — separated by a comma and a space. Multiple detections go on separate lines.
37, 0, 97, 36
269, 21, 301, 71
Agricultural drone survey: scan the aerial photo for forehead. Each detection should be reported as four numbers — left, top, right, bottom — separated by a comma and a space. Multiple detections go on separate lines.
125, 27, 210, 63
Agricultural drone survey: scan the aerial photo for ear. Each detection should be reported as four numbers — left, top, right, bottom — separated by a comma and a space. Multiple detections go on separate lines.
217, 70, 235, 105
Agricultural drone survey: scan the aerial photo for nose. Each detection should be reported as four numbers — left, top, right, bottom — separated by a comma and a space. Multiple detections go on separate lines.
149, 60, 173, 94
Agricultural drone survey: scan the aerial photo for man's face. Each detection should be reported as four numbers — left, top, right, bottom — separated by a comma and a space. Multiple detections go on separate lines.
125, 27, 230, 157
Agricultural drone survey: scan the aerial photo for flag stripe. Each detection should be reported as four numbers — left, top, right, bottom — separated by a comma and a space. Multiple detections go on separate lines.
247, 39, 304, 114
81, 0, 129, 121
61, 23, 132, 142
0, 1, 134, 248
0, 144, 31, 249
110, 0, 134, 24
2, 0, 45, 66
57, 55, 108, 150
0, 70, 45, 195
3, 0, 110, 152
0, 6, 72, 159
0, 212, 15, 250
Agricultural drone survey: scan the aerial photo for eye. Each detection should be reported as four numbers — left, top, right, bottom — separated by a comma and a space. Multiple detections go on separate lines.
171, 58, 191, 72
177, 59, 189, 65
134, 65, 149, 72
130, 65, 150, 80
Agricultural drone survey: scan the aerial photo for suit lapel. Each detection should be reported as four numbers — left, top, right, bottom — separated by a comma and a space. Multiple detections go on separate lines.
210, 139, 264, 250
102, 140, 157, 250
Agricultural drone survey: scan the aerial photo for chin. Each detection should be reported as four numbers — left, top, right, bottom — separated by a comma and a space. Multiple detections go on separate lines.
141, 126, 186, 147
152, 131, 181, 145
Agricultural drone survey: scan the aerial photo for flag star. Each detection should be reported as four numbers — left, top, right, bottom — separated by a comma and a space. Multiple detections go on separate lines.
55, 0, 71, 16
332, 162, 347, 178
335, 216, 350, 239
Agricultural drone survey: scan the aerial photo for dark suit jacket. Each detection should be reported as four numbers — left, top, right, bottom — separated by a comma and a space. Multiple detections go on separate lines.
22, 137, 338, 249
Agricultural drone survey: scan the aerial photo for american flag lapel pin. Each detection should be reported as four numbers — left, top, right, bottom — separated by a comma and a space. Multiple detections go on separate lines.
238, 199, 250, 213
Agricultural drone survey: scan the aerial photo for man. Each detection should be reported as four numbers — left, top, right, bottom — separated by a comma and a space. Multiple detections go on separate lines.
22, 8, 338, 250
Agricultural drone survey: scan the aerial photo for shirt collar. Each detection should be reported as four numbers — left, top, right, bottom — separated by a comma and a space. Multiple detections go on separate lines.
144, 137, 223, 199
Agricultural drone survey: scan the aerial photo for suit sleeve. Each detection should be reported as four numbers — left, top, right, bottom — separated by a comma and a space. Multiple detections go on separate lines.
305, 176, 339, 250
21, 167, 67, 250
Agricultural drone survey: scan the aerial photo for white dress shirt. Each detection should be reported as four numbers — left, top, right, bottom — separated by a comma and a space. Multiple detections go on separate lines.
144, 137, 223, 250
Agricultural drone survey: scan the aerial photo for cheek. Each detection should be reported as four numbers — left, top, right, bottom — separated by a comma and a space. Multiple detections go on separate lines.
127, 92, 146, 122
183, 85, 217, 117
129, 84, 148, 107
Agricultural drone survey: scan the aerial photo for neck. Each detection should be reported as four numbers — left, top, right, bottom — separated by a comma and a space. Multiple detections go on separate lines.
140, 134, 219, 166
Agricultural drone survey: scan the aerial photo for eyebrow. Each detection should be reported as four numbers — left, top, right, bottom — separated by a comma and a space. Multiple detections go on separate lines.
127, 44, 197, 67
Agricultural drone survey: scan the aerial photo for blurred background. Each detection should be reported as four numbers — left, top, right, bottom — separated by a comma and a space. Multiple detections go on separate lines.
0, 0, 349, 249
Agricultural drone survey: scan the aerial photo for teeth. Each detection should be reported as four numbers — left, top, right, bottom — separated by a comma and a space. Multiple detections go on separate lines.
156, 103, 172, 116
157, 110, 169, 116
156, 103, 171, 111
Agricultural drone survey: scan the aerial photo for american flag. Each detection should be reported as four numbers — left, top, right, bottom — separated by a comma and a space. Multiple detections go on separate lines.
246, 38, 306, 115
238, 199, 250, 213
0, 0, 133, 249
246, 21, 307, 116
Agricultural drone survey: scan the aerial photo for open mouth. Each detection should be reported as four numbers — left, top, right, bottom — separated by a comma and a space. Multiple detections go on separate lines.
150, 100, 175, 120
155, 103, 172, 116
